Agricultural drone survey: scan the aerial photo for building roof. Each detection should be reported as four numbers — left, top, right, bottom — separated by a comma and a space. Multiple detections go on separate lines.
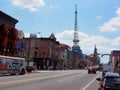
0, 11, 18, 27
49, 33, 56, 41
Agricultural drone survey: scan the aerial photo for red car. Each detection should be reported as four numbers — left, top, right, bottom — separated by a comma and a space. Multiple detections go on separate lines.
88, 67, 96, 74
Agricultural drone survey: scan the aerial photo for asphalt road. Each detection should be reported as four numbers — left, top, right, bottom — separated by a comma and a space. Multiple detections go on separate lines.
0, 70, 102, 90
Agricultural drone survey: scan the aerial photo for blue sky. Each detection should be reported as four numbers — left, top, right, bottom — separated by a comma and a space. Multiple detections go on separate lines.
1, 0, 120, 63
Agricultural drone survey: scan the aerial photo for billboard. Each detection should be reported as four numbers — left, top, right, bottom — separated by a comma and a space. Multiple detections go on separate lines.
72, 49, 83, 59
112, 50, 120, 56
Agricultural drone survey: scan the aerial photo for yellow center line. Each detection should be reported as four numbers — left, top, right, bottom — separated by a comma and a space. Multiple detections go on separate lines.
0, 72, 73, 85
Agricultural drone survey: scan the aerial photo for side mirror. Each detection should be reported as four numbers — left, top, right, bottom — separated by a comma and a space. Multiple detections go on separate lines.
96, 78, 102, 81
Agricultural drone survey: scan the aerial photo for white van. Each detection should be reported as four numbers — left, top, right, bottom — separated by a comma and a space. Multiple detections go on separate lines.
0, 55, 26, 75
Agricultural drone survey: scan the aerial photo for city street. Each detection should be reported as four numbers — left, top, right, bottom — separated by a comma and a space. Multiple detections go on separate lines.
0, 1, 120, 90
0, 70, 101, 90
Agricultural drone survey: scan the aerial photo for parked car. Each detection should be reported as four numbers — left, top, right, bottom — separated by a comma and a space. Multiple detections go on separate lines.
88, 67, 96, 74
96, 72, 120, 90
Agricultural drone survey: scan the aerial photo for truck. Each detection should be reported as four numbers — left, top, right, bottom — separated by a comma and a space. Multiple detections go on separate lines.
0, 55, 26, 75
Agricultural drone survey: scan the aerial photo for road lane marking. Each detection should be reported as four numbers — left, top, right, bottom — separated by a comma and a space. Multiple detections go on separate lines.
0, 72, 73, 85
82, 74, 99, 90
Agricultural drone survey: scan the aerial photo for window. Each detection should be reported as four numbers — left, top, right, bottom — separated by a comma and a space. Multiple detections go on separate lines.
8, 27, 13, 39
6, 42, 12, 52
34, 51, 37, 57
0, 39, 2, 51
0, 23, 3, 36
43, 52, 45, 55
34, 41, 38, 47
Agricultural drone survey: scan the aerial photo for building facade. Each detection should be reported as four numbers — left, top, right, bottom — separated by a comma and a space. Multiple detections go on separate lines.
17, 33, 61, 70
111, 50, 120, 73
17, 33, 74, 70
0, 11, 18, 57
59, 44, 72, 70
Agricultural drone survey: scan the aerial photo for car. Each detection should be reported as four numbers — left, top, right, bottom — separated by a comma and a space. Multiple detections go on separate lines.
88, 67, 96, 74
96, 72, 120, 90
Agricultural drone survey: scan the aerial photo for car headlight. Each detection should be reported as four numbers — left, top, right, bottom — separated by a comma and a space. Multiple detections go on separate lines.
105, 86, 111, 88
105, 83, 111, 88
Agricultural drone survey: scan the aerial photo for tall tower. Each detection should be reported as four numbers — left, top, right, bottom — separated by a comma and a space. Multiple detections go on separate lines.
72, 5, 80, 50
72, 5, 83, 69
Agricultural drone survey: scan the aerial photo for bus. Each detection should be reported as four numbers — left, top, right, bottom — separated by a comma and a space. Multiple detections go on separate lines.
0, 55, 26, 75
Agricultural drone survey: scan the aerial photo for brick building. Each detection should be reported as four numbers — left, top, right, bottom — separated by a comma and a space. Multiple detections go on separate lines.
83, 54, 95, 67
0, 11, 18, 57
17, 33, 60, 70
59, 44, 72, 69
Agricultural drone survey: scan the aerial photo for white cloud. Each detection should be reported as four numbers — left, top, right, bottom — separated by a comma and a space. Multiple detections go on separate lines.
24, 33, 30, 37
55, 30, 120, 55
10, 0, 45, 12
49, 4, 59, 8
116, 8, 120, 16
55, 30, 89, 47
96, 16, 102, 20
112, 36, 120, 46
99, 8, 120, 32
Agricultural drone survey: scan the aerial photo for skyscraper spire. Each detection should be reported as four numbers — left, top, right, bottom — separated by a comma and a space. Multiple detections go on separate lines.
93, 44, 99, 65
73, 5, 80, 50
94, 44, 97, 57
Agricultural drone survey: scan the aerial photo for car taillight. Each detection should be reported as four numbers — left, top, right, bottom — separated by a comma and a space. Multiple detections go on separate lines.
100, 82, 105, 89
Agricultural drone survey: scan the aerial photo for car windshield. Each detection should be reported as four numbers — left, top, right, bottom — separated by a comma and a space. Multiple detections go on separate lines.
106, 77, 120, 84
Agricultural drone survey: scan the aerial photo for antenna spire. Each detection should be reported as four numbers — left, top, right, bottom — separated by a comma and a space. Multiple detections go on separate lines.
73, 4, 80, 49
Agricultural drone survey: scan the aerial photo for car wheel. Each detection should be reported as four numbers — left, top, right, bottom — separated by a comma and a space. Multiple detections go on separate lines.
19, 68, 25, 75
98, 88, 101, 90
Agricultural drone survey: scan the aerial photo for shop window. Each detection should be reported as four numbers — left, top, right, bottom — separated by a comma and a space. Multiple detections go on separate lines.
6, 42, 12, 52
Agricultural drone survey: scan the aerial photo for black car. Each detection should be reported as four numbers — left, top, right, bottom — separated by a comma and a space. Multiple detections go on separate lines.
96, 72, 120, 90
